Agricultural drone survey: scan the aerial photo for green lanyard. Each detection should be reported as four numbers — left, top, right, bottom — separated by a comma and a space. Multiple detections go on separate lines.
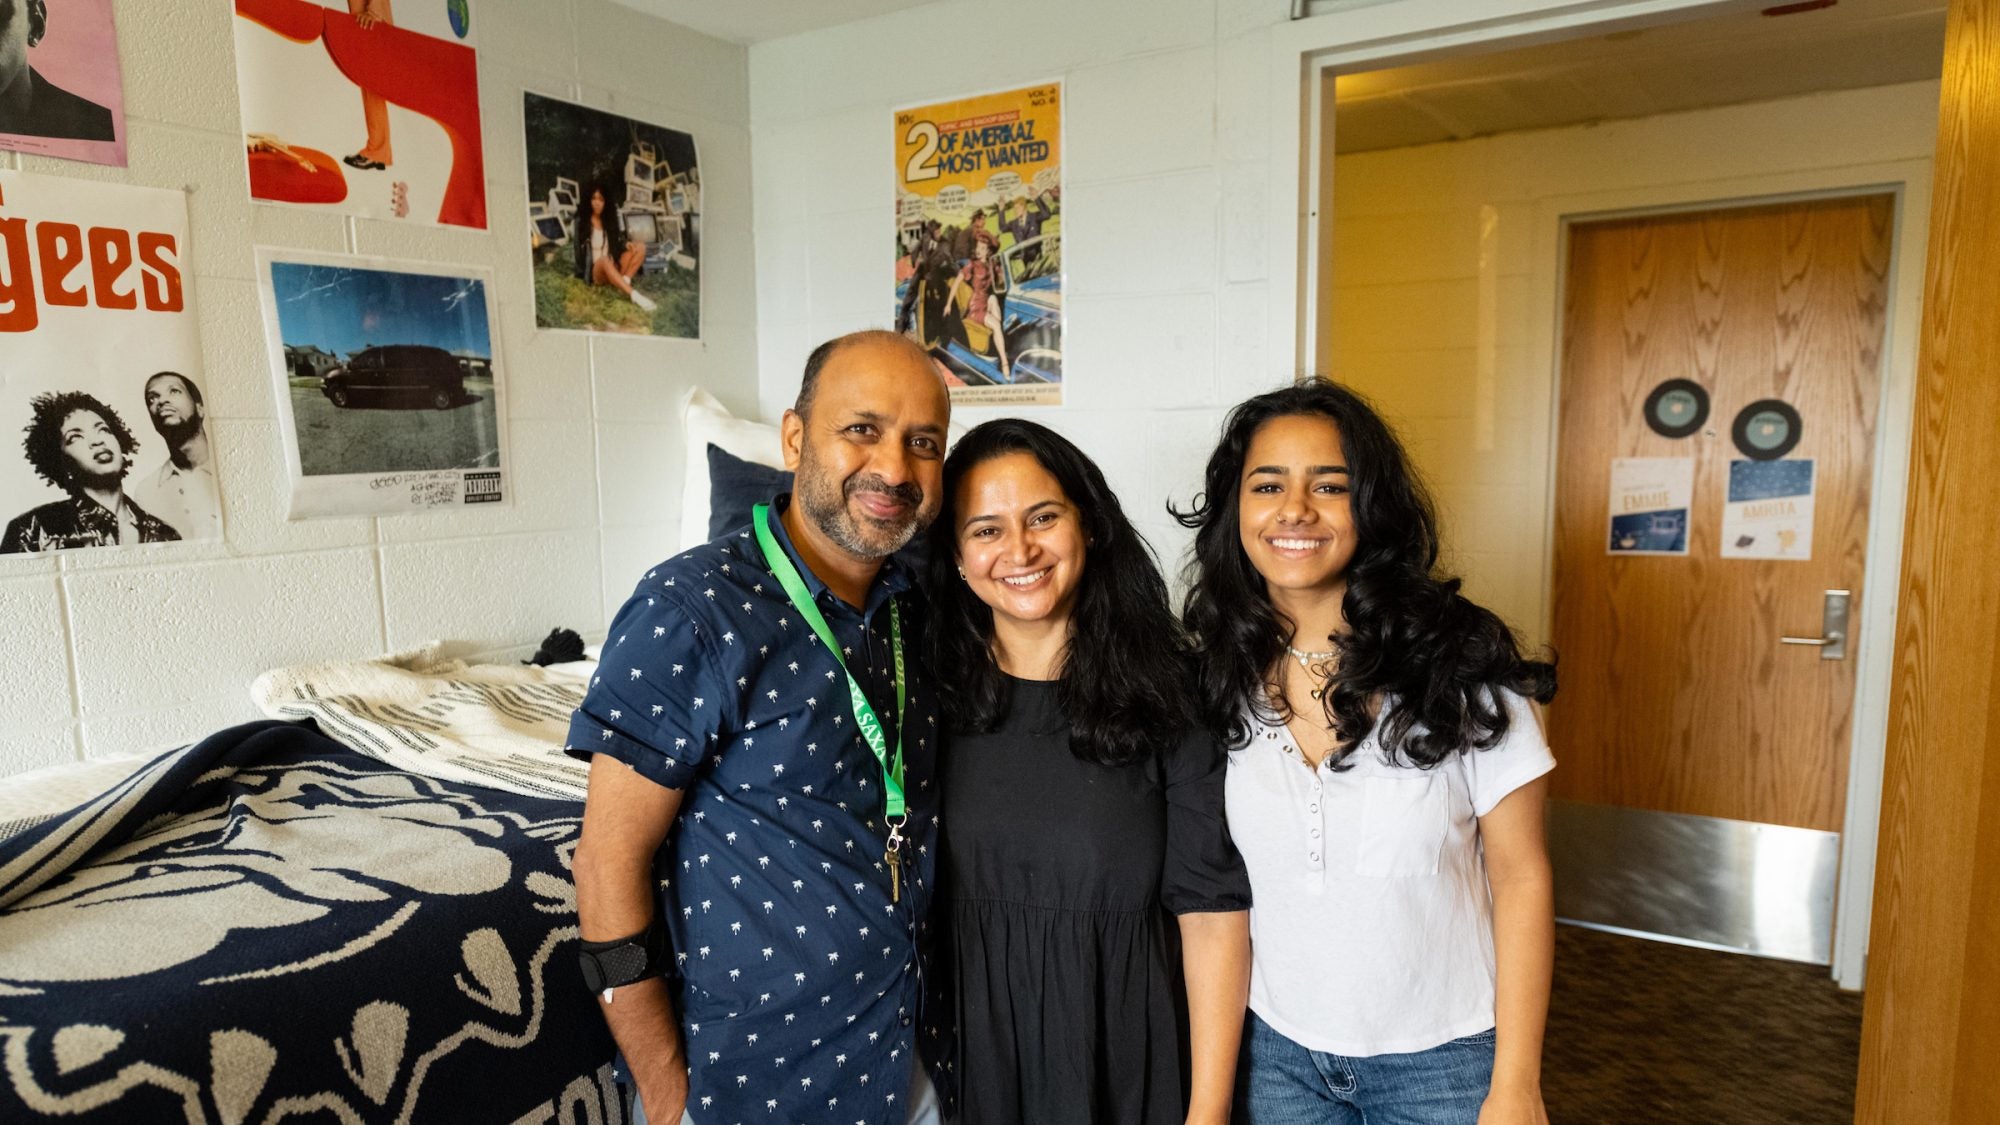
751, 503, 907, 823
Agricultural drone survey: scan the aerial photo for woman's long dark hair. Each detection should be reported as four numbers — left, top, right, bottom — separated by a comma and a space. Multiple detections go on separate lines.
928, 419, 1192, 768
573, 181, 625, 280
1174, 378, 1555, 770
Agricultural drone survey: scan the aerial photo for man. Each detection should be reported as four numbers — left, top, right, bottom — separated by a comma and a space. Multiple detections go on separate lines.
568, 330, 953, 1125
1000, 190, 1055, 270
894, 220, 951, 340
948, 209, 996, 263
0, 0, 115, 143
132, 371, 222, 542
3, 391, 178, 553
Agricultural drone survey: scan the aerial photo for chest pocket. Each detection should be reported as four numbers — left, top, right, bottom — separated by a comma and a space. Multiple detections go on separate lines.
1355, 772, 1447, 877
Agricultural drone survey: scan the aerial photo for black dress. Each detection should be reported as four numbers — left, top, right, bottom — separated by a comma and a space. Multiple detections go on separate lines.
939, 677, 1251, 1125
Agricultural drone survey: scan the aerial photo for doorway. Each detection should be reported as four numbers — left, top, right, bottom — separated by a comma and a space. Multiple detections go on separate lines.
1311, 2, 1943, 1118
1316, 0, 1941, 986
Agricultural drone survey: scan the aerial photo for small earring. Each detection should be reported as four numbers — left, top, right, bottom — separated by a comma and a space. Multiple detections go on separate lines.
956, 568, 966, 580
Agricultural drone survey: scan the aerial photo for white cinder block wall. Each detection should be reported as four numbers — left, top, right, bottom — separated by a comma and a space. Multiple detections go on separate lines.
748, 0, 1298, 580
1327, 81, 1941, 648
0, 0, 757, 777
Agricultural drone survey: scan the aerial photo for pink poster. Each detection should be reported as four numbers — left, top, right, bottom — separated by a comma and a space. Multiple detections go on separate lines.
0, 0, 128, 167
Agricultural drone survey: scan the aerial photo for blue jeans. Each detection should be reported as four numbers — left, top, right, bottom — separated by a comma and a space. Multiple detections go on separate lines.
1235, 1012, 1496, 1125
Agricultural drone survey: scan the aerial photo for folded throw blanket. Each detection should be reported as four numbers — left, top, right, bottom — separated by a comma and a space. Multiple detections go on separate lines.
251, 643, 596, 801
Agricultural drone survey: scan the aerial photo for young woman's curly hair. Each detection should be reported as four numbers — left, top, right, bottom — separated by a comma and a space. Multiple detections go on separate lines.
1174, 378, 1555, 770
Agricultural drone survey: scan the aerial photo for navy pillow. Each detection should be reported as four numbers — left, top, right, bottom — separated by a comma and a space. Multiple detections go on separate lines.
706, 443, 791, 540
705, 443, 931, 583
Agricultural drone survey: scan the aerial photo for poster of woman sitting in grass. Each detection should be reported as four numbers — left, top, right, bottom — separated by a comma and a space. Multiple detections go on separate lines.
523, 92, 700, 339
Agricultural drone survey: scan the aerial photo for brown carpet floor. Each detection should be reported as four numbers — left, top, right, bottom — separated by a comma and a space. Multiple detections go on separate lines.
1544, 924, 1864, 1124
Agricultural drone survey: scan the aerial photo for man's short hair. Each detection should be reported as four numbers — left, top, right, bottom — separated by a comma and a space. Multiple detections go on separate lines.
21, 390, 138, 492
146, 370, 203, 409
795, 330, 931, 419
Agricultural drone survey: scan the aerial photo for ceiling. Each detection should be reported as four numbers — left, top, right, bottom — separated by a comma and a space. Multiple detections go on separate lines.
609, 0, 940, 45
1333, 0, 1948, 155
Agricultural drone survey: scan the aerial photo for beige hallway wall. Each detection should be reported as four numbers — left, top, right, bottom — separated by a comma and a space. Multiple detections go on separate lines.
1323, 81, 1939, 646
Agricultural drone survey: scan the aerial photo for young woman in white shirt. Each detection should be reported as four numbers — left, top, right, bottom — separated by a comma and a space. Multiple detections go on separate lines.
1176, 378, 1557, 1125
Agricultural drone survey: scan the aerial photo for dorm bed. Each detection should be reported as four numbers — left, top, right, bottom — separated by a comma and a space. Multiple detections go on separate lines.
0, 647, 626, 1124
0, 388, 812, 1123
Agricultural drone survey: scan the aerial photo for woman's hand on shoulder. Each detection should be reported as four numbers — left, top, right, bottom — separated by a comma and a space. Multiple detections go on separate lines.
1477, 1079, 1548, 1125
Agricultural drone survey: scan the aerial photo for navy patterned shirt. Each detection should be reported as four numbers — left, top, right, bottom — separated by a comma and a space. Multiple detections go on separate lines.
566, 497, 945, 1125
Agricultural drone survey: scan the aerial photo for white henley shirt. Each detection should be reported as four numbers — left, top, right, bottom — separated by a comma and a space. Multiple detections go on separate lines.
1225, 689, 1554, 1057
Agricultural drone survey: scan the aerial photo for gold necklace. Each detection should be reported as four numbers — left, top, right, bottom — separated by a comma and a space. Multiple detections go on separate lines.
1286, 644, 1336, 700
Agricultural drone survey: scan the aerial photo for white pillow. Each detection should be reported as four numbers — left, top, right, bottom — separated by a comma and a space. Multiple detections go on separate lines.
679, 388, 785, 551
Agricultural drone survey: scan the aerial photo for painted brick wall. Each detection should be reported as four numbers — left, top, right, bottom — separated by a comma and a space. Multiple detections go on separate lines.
748, 0, 1297, 587
0, 0, 756, 777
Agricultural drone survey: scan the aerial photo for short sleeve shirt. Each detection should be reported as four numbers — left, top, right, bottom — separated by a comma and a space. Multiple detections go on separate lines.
566, 498, 944, 1125
1224, 689, 1554, 1057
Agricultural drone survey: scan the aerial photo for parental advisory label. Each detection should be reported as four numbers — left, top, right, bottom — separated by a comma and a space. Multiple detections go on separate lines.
463, 472, 503, 504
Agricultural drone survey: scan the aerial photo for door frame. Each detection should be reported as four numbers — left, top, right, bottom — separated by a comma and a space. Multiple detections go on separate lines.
1262, 3, 1934, 988
1528, 168, 1932, 988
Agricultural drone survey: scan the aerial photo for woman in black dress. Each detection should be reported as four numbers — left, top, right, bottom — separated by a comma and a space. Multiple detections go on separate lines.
927, 419, 1251, 1125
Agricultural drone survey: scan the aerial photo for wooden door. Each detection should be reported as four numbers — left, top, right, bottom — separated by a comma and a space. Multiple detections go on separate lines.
1549, 195, 1893, 832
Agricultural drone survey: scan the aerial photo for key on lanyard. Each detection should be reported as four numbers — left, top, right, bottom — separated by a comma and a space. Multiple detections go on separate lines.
885, 820, 906, 904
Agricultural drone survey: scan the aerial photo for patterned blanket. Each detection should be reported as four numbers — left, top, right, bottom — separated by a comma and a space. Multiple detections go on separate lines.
0, 720, 623, 1124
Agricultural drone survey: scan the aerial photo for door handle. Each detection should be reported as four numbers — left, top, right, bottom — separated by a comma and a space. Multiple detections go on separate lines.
1781, 590, 1850, 660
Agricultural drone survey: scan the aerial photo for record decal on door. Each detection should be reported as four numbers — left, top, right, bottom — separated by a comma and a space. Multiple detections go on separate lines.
1731, 399, 1803, 460
1643, 378, 1710, 439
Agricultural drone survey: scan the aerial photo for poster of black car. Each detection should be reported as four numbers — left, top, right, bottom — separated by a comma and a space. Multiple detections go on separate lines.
0, 171, 222, 555
256, 249, 508, 518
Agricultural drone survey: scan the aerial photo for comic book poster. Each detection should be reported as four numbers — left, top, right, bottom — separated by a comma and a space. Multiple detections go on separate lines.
233, 0, 486, 229
0, 0, 126, 167
522, 92, 701, 338
0, 172, 217, 555
894, 82, 1062, 407
256, 249, 507, 518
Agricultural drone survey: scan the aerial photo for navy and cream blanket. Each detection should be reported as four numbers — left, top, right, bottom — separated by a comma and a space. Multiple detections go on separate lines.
0, 719, 622, 1124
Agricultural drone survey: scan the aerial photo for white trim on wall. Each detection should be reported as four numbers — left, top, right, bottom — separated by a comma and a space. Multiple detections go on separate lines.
1265, 0, 1931, 991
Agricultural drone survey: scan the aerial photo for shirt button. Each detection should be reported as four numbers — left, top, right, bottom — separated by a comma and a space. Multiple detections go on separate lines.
900, 1016, 912, 1027
1310, 829, 1320, 838
1309, 853, 1320, 862
1309, 804, 1318, 813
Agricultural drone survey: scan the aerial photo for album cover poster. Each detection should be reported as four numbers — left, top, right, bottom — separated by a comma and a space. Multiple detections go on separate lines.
0, 172, 217, 555
256, 248, 507, 518
522, 92, 701, 339
0, 0, 126, 167
894, 81, 1062, 406
233, 0, 486, 229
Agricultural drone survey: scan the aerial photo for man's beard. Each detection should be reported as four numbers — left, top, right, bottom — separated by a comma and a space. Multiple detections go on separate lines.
153, 413, 204, 450
795, 448, 926, 560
